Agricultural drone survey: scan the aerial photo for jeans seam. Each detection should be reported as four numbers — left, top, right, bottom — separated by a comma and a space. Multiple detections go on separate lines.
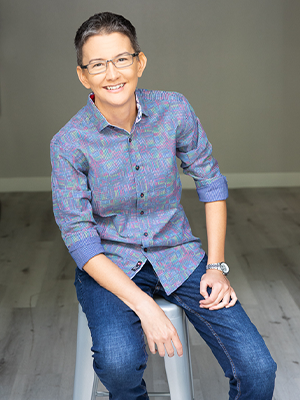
171, 293, 241, 400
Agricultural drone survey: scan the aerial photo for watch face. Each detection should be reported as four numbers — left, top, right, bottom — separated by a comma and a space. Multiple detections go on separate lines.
221, 262, 229, 274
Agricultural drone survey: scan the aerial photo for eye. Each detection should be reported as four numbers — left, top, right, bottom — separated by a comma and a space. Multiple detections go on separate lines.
116, 56, 129, 63
91, 61, 105, 69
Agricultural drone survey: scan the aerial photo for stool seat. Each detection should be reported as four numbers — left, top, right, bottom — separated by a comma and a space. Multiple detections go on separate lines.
73, 297, 194, 400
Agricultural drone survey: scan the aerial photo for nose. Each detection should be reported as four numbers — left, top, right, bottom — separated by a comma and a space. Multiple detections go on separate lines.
105, 60, 120, 80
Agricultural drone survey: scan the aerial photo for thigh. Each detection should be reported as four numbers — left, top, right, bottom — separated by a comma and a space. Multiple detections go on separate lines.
74, 267, 148, 367
163, 257, 276, 396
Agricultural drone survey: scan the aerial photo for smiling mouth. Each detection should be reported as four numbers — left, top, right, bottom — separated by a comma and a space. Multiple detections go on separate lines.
105, 83, 125, 90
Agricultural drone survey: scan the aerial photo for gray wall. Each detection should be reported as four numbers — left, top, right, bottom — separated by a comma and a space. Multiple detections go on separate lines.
0, 0, 300, 181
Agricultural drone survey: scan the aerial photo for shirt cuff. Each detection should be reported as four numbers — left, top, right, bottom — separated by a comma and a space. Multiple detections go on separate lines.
196, 175, 228, 202
69, 237, 105, 270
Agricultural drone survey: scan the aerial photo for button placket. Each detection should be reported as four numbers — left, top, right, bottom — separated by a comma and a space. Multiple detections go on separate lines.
130, 132, 148, 242
127, 134, 144, 215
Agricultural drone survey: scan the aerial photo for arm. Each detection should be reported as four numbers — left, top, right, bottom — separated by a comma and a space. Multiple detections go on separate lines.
173, 96, 236, 310
199, 200, 237, 310
83, 254, 183, 357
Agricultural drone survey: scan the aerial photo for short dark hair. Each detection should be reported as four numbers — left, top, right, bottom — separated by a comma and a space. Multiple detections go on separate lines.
74, 12, 141, 66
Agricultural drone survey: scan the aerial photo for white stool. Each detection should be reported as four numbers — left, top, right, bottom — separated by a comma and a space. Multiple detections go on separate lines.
73, 297, 194, 400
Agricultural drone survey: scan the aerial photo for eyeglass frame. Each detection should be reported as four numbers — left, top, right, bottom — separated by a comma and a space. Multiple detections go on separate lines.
80, 52, 140, 75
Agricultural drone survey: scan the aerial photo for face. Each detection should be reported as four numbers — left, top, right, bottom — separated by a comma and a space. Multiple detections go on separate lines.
77, 32, 147, 116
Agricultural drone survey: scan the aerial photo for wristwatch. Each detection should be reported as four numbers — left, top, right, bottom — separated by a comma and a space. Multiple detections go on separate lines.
206, 262, 229, 276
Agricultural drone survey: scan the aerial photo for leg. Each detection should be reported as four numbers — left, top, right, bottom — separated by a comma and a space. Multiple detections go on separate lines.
162, 256, 277, 400
74, 267, 149, 400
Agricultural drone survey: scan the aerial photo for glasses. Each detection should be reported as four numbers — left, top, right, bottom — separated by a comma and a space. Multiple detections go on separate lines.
80, 52, 139, 75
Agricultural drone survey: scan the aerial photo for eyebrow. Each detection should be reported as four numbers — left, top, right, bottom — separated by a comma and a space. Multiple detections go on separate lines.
88, 52, 131, 64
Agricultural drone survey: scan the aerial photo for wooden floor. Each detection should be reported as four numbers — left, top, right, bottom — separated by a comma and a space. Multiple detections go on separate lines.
1, 187, 300, 399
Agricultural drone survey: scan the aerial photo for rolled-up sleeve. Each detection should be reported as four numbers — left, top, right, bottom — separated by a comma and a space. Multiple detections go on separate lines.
50, 140, 104, 269
175, 96, 228, 202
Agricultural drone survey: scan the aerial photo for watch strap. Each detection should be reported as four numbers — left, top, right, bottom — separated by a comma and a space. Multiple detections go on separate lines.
206, 262, 229, 275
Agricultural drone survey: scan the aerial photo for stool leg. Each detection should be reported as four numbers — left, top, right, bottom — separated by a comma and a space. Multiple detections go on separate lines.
162, 308, 194, 400
73, 304, 97, 400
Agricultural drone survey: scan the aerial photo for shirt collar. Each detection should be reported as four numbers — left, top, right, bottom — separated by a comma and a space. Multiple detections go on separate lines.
85, 90, 149, 133
135, 89, 149, 118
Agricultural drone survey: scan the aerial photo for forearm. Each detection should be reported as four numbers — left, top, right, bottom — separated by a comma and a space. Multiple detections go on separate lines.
83, 253, 183, 357
83, 253, 153, 316
204, 200, 227, 264
200, 200, 238, 309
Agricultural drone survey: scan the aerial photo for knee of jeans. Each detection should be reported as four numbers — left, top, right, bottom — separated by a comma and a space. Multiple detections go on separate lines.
235, 352, 277, 397
252, 354, 277, 380
240, 349, 276, 376
93, 341, 148, 386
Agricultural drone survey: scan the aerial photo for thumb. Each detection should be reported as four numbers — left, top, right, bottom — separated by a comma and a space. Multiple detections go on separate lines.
199, 279, 209, 299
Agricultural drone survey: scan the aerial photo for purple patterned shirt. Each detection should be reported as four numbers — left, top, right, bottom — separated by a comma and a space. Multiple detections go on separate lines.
50, 89, 228, 295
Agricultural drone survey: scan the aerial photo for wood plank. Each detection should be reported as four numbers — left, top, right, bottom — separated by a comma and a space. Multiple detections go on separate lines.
1, 188, 300, 399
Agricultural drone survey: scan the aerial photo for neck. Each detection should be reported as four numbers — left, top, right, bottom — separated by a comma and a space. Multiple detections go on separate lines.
95, 97, 137, 133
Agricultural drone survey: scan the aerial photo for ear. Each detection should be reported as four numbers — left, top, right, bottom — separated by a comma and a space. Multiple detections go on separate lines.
76, 66, 91, 89
137, 52, 147, 78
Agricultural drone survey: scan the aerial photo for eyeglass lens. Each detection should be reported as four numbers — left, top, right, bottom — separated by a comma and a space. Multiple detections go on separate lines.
88, 54, 134, 74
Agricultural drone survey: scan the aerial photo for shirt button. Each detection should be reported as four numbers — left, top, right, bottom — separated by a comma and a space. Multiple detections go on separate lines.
132, 261, 142, 271
144, 248, 148, 252
140, 211, 144, 215
129, 137, 132, 143
135, 165, 140, 170
140, 193, 144, 198
144, 232, 148, 237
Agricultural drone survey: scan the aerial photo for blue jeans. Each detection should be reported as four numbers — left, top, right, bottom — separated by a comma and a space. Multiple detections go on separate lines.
75, 256, 276, 400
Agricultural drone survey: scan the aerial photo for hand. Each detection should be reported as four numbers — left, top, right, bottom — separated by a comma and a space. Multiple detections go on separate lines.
199, 269, 237, 310
137, 298, 183, 358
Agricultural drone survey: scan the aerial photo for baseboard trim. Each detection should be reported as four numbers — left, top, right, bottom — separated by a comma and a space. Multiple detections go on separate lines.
0, 177, 51, 192
180, 172, 300, 189
0, 173, 299, 193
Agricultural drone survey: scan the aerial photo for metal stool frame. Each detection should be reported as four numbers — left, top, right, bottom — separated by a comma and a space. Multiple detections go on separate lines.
73, 297, 194, 400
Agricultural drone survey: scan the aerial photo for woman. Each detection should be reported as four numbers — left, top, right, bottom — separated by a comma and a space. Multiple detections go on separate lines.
51, 11, 276, 400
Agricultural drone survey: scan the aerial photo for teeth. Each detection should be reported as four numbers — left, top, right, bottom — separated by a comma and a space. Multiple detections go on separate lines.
106, 83, 124, 90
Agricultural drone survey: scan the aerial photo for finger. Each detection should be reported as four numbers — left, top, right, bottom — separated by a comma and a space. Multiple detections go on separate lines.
164, 341, 175, 358
147, 338, 157, 355
156, 342, 166, 357
199, 285, 222, 307
209, 292, 231, 310
201, 283, 229, 308
199, 280, 209, 299
171, 333, 183, 357
226, 290, 238, 308
210, 288, 238, 310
